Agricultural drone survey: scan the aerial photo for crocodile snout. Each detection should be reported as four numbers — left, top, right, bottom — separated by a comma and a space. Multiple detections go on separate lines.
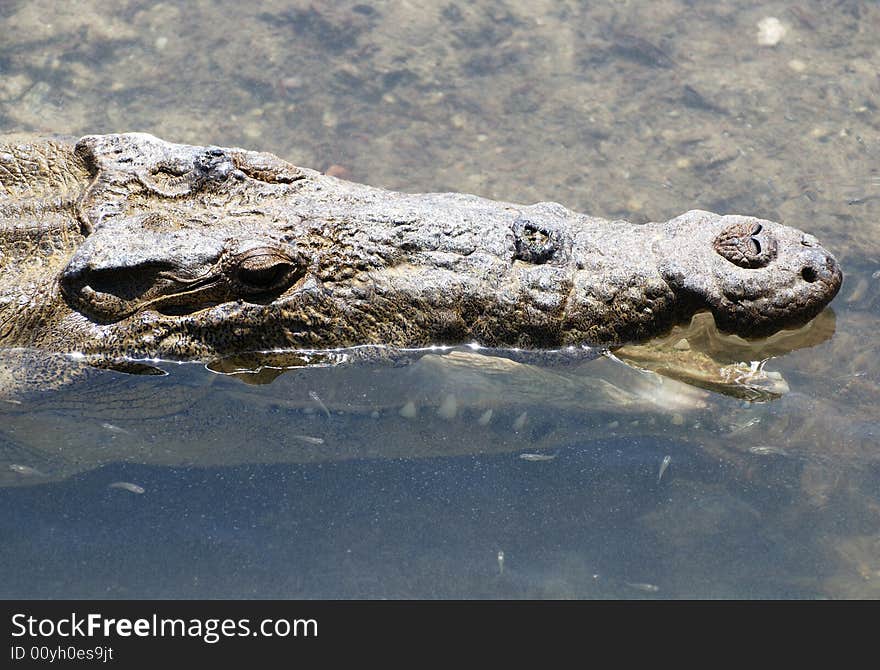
799, 248, 841, 289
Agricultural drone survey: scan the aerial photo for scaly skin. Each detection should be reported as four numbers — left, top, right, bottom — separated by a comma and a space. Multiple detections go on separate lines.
0, 132, 842, 360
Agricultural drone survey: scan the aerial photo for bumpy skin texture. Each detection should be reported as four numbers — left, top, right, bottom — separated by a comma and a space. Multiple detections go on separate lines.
0, 133, 842, 360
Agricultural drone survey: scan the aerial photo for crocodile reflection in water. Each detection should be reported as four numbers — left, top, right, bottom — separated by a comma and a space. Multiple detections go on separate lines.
0, 308, 853, 495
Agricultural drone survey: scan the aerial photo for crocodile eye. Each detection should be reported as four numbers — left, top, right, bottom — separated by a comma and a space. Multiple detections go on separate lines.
238, 261, 290, 288
232, 248, 300, 293
512, 217, 563, 264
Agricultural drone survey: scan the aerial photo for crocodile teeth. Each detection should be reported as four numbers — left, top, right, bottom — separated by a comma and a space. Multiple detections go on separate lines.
437, 394, 458, 419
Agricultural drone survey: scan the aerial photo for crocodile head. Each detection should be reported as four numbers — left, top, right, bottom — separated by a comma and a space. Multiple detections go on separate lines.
653, 210, 842, 337
1, 133, 842, 359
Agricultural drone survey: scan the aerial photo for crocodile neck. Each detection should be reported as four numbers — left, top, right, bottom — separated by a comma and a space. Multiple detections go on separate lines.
0, 138, 87, 347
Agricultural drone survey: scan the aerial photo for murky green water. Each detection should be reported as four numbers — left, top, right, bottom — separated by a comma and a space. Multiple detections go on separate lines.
1, 0, 878, 598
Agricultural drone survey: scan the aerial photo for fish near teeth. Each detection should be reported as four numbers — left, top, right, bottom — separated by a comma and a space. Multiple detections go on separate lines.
9, 464, 46, 477
477, 409, 493, 426
658, 454, 671, 483
519, 453, 556, 462
109, 481, 145, 494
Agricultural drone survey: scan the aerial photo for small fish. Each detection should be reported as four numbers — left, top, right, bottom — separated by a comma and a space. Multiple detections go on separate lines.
748, 445, 788, 456
291, 435, 325, 445
729, 417, 761, 434
625, 581, 660, 593
497, 550, 505, 575
658, 455, 671, 483
308, 390, 331, 419
101, 422, 131, 435
512, 411, 528, 431
108, 481, 145, 494
9, 464, 46, 477
519, 453, 556, 462
612, 33, 676, 69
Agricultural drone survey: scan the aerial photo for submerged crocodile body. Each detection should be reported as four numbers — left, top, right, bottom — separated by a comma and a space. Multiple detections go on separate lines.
0, 133, 842, 360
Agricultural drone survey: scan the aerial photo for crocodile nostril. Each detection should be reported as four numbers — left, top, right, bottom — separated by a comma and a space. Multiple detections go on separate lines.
801, 266, 818, 283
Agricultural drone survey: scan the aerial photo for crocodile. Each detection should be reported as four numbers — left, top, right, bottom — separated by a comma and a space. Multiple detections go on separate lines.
0, 132, 842, 361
